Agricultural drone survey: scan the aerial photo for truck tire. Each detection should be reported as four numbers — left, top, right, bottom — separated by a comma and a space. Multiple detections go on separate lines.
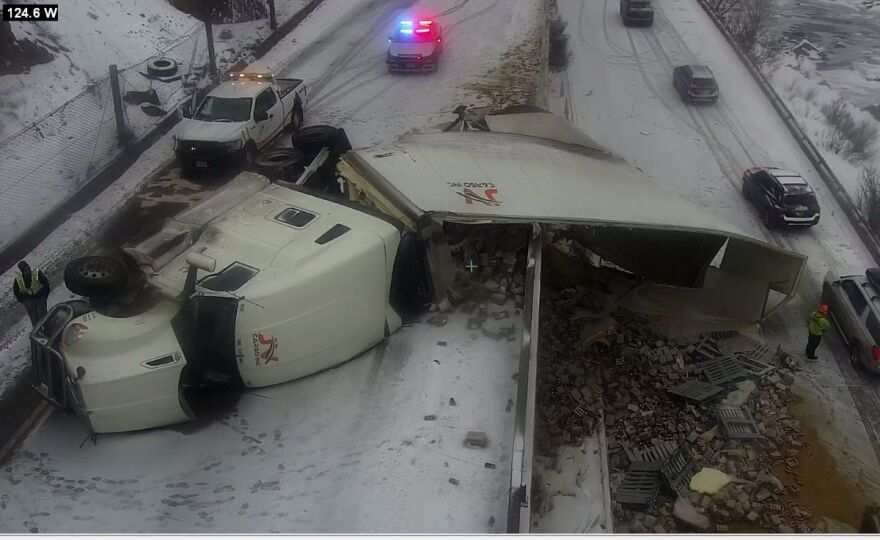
244, 141, 258, 168
147, 57, 178, 78
285, 100, 304, 133
254, 148, 305, 181
64, 256, 129, 299
292, 125, 343, 156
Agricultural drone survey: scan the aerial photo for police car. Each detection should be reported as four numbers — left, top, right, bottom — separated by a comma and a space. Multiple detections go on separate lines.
386, 19, 443, 73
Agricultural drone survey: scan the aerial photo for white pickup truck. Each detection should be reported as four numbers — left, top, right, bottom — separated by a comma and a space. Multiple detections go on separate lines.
174, 71, 307, 170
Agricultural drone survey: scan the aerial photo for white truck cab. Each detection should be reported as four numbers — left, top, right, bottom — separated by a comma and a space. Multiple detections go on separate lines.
31, 170, 427, 433
174, 71, 307, 169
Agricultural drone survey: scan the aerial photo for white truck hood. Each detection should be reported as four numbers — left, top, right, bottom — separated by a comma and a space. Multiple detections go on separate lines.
178, 119, 248, 142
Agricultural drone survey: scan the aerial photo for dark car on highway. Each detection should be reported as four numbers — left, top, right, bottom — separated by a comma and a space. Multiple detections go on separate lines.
673, 64, 719, 104
741, 167, 821, 228
620, 0, 654, 26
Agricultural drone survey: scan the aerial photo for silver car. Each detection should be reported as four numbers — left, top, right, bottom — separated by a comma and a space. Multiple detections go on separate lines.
822, 268, 880, 373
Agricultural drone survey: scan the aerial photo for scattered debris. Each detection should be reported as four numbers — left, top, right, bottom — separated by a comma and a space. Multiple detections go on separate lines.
449, 397, 456, 406
464, 431, 489, 448
689, 467, 730, 494
427, 315, 449, 327
424, 415, 436, 421
484, 462, 496, 469
448, 478, 460, 486
673, 496, 711, 532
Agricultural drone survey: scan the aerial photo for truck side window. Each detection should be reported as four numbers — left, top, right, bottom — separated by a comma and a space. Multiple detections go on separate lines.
254, 89, 277, 113
868, 313, 880, 345
842, 279, 868, 314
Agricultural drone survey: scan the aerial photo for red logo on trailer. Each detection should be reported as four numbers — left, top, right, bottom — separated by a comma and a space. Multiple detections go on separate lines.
446, 182, 502, 207
252, 333, 279, 365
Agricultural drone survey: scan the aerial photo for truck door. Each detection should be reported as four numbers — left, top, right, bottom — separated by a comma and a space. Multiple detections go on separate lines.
252, 88, 284, 148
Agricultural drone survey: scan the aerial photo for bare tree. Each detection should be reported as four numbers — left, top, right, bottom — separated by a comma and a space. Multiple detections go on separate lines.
706, 0, 784, 71
859, 164, 880, 232
706, 0, 740, 19
0, 21, 53, 75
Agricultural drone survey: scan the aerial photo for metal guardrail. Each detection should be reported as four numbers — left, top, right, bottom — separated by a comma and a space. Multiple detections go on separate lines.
507, 223, 543, 533
693, 0, 880, 266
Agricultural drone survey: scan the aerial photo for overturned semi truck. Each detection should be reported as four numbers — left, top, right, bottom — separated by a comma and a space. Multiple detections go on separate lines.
29, 108, 806, 436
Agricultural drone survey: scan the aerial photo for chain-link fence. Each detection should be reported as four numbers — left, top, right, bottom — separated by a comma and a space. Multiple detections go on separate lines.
0, 25, 208, 254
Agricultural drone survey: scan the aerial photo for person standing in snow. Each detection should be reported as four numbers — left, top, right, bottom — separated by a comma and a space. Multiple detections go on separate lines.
13, 261, 51, 327
805, 304, 831, 360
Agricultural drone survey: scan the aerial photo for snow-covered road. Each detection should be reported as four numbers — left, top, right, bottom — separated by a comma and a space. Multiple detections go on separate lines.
0, 0, 544, 533
556, 0, 880, 499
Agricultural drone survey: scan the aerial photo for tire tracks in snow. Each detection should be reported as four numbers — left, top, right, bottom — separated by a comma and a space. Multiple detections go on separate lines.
651, 0, 880, 466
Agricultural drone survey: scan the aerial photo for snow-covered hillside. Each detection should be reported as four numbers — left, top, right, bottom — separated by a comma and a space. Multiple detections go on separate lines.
770, 49, 880, 202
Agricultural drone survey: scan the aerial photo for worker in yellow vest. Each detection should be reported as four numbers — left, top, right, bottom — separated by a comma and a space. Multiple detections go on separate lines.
12, 261, 51, 326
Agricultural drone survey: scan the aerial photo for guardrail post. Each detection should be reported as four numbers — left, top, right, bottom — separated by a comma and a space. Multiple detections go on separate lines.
108, 64, 131, 145
204, 1, 217, 77
268, 0, 277, 30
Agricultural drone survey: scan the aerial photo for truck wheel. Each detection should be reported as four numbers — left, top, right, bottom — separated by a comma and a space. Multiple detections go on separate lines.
762, 209, 777, 229
254, 148, 305, 181
147, 57, 178, 78
244, 141, 258, 168
849, 342, 863, 370
285, 101, 304, 133
292, 125, 342, 155
64, 256, 129, 299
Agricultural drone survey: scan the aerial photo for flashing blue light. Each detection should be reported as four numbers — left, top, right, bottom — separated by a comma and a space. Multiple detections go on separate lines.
400, 20, 413, 26
400, 28, 413, 34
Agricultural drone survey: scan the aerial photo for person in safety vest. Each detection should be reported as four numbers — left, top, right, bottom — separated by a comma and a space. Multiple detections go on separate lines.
805, 304, 831, 360
12, 261, 50, 326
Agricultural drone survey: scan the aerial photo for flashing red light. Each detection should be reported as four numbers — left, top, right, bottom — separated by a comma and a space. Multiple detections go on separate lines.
415, 27, 430, 33
418, 20, 433, 25
873, 345, 880, 360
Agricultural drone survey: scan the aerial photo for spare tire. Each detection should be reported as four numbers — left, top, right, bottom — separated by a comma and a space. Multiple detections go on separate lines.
64, 256, 129, 299
254, 147, 305, 181
147, 57, 178, 78
292, 125, 345, 156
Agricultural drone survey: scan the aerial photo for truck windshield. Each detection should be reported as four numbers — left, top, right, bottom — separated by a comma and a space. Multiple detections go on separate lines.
194, 97, 252, 122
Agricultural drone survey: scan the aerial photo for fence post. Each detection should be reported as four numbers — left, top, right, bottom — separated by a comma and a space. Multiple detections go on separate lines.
268, 0, 277, 30
108, 64, 131, 145
204, 1, 217, 77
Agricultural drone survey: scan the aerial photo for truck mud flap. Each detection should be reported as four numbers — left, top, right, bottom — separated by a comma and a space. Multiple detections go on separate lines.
507, 223, 543, 533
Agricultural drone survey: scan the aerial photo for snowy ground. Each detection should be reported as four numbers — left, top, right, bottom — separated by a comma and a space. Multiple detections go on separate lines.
0, 0, 311, 141
0, 309, 520, 533
770, 52, 880, 202
0, 0, 544, 533
555, 0, 880, 504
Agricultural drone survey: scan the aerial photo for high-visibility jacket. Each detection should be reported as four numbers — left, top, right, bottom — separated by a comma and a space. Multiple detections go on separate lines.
15, 269, 45, 297
808, 311, 831, 336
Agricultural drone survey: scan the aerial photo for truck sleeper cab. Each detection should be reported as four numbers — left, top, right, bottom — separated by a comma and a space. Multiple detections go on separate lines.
31, 172, 433, 433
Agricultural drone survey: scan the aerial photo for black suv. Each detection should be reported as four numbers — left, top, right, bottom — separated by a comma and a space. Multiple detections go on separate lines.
741, 167, 821, 228
620, 0, 654, 26
673, 65, 719, 104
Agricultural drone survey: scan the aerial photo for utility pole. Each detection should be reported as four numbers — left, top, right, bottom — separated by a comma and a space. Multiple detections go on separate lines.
108, 64, 130, 144
204, 0, 217, 77
268, 0, 277, 30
